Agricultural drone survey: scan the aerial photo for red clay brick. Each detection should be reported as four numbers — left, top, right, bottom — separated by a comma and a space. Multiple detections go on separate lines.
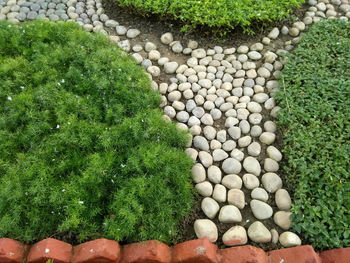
120, 240, 170, 263
171, 238, 219, 263
27, 238, 72, 263
72, 238, 121, 263
268, 245, 321, 263
220, 245, 268, 263
0, 238, 28, 263
320, 247, 350, 263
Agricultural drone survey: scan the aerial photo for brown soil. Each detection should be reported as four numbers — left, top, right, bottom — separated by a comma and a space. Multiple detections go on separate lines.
101, 0, 309, 249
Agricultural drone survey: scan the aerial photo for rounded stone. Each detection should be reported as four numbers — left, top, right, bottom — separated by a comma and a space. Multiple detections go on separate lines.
243, 174, 259, 190
266, 146, 282, 162
243, 156, 261, 176
191, 163, 206, 183
222, 174, 242, 189
213, 149, 229, 162
250, 199, 273, 220
192, 48, 206, 59
193, 136, 209, 151
195, 181, 213, 197
271, 229, 279, 244
251, 188, 269, 201
279, 232, 301, 248
201, 113, 214, 126
126, 29, 140, 39
207, 165, 222, 184
213, 184, 227, 203
222, 158, 242, 174
160, 32, 173, 45
201, 197, 220, 219
198, 151, 213, 168
247, 142, 261, 157
275, 189, 292, 211
194, 219, 218, 242
219, 205, 242, 223
222, 226, 248, 246
259, 132, 276, 145
262, 173, 282, 193
274, 211, 292, 230
227, 189, 245, 209
231, 149, 244, 162
264, 158, 279, 172
164, 62, 178, 74
248, 221, 272, 243
238, 136, 252, 148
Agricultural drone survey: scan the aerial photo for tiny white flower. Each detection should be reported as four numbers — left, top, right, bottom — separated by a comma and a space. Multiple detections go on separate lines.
78, 201, 84, 204
56, 125, 60, 129
121, 164, 126, 168
62, 189, 66, 192
61, 79, 65, 83
20, 86, 24, 89
45, 248, 50, 254
7, 96, 12, 101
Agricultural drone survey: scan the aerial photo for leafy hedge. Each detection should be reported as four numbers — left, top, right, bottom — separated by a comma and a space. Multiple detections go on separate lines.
115, 0, 305, 33
275, 19, 350, 250
0, 20, 194, 244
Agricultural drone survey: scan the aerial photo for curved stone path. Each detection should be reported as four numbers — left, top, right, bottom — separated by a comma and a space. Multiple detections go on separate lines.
1, 0, 349, 248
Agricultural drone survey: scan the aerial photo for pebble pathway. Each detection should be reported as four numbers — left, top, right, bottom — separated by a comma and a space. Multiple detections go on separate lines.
1, 0, 349, 248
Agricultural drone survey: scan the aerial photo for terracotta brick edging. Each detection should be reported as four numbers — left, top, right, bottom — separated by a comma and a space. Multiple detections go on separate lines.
0, 237, 349, 263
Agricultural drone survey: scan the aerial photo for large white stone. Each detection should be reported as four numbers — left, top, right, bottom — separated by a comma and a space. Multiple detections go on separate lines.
248, 221, 271, 243
243, 157, 261, 176
227, 189, 245, 209
191, 163, 206, 183
222, 226, 248, 246
201, 197, 220, 219
222, 174, 242, 189
279, 232, 301, 247
194, 219, 218, 242
250, 200, 273, 220
195, 181, 213, 197
222, 158, 242, 174
262, 173, 282, 193
207, 165, 222, 184
219, 205, 242, 223
274, 211, 292, 230
275, 189, 292, 211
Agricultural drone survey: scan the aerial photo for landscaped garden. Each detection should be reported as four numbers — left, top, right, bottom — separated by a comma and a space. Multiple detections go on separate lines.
0, 0, 349, 259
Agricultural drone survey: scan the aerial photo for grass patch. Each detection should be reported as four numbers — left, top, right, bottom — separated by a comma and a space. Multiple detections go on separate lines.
114, 0, 305, 34
275, 19, 350, 250
0, 20, 194, 244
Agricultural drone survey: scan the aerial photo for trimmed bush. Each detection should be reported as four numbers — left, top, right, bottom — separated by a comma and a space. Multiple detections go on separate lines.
114, 0, 305, 34
275, 19, 350, 250
0, 20, 194, 244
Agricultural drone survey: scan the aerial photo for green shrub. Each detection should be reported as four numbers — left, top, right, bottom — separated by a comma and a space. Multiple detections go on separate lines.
275, 19, 350, 250
0, 20, 194, 244
114, 0, 305, 34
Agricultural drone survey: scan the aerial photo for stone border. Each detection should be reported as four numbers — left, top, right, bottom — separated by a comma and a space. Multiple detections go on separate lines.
0, 237, 348, 263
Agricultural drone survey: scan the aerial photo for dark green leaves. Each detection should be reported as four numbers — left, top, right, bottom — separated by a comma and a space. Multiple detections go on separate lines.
275, 20, 350, 250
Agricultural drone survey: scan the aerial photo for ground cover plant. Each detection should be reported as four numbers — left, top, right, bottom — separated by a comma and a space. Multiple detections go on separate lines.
0, 20, 194, 244
114, 0, 305, 34
275, 19, 350, 250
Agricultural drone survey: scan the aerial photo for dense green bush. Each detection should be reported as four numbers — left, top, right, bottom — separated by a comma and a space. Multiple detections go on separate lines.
275, 19, 350, 250
0, 20, 194, 244
115, 0, 305, 34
